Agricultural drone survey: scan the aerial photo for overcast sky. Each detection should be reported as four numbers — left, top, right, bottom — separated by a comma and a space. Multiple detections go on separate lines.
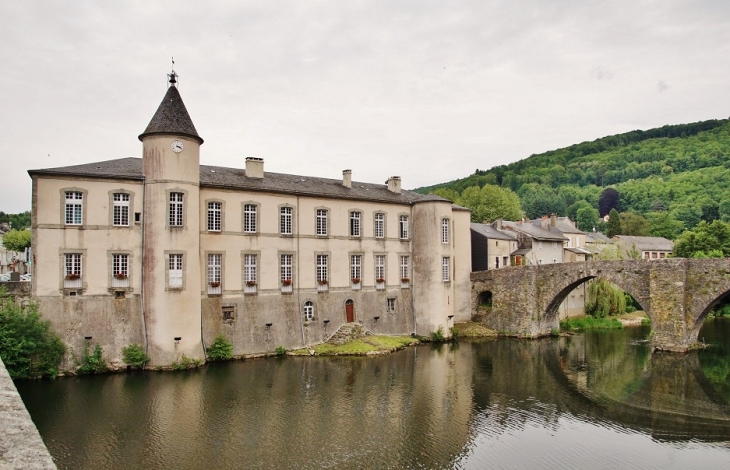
2, 0, 729, 213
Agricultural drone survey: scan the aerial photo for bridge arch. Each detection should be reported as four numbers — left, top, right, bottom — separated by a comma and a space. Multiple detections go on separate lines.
543, 275, 650, 325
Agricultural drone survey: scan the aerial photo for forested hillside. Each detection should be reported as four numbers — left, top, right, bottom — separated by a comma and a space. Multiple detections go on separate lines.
417, 119, 730, 239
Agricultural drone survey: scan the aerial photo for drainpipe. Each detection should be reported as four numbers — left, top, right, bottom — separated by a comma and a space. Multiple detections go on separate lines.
297, 195, 305, 346
140, 176, 148, 353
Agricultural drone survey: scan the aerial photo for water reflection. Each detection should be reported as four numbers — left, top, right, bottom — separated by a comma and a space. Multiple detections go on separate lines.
16, 320, 730, 470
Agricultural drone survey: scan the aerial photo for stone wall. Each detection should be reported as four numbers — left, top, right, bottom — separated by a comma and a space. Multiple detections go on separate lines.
36, 295, 145, 370
0, 356, 57, 469
202, 288, 414, 354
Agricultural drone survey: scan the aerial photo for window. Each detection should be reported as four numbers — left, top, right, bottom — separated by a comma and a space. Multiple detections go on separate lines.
350, 211, 361, 237
208, 202, 221, 232
399, 215, 409, 239
538, 240, 543, 249
222, 306, 235, 322
400, 256, 410, 287
316, 254, 328, 291
442, 257, 450, 282
65, 191, 83, 225
169, 192, 184, 227
244, 254, 257, 293
243, 204, 257, 233
316, 209, 328, 236
350, 255, 362, 287
374, 213, 385, 239
64, 253, 82, 288
280, 254, 293, 292
168, 254, 183, 288
553, 242, 557, 251
112, 193, 129, 226
442, 218, 449, 244
112, 254, 129, 288
303, 301, 314, 321
375, 255, 385, 282
387, 298, 396, 313
208, 254, 221, 294
280, 206, 292, 235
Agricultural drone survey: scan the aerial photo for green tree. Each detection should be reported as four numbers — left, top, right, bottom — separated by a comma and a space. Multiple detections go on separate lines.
619, 212, 650, 236
456, 185, 522, 222
431, 188, 460, 202
0, 288, 65, 379
674, 220, 730, 258
720, 199, 730, 222
1, 229, 31, 252
647, 211, 685, 240
567, 200, 592, 221
606, 209, 621, 238
575, 207, 599, 231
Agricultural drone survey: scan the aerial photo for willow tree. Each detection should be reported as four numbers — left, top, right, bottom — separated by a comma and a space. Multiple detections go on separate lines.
586, 279, 627, 318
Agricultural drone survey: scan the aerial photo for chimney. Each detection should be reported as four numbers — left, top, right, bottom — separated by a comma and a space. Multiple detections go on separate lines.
496, 218, 503, 230
245, 157, 264, 179
342, 169, 352, 188
540, 215, 548, 230
550, 213, 557, 227
387, 176, 401, 194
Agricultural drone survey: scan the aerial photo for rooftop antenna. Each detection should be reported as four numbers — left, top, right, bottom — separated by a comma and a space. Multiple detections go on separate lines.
167, 57, 178, 87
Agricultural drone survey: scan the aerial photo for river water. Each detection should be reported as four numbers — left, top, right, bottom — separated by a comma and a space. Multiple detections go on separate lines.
16, 319, 730, 469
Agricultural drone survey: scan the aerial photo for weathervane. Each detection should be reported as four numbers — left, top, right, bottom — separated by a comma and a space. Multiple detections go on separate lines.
167, 57, 178, 87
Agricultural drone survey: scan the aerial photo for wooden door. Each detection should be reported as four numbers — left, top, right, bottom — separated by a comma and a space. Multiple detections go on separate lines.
345, 300, 354, 323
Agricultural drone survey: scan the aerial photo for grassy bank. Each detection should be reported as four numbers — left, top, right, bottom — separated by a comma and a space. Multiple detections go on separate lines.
290, 335, 419, 356
560, 316, 623, 332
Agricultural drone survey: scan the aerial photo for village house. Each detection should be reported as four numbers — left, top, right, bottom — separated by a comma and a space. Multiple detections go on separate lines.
27, 72, 472, 367
613, 235, 674, 259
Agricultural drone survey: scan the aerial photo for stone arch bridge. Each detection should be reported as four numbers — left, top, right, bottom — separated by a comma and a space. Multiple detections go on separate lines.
471, 258, 730, 352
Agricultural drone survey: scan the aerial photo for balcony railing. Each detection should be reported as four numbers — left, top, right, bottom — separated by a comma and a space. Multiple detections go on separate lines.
208, 283, 222, 295
281, 283, 293, 294
376, 280, 385, 291
111, 276, 130, 288
317, 282, 328, 293
244, 283, 257, 294
64, 276, 82, 288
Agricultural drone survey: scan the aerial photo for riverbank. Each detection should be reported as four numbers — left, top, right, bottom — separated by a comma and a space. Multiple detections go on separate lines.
289, 335, 420, 356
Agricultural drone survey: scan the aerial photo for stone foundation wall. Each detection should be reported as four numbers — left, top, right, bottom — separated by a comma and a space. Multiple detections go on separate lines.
36, 295, 145, 370
202, 287, 414, 354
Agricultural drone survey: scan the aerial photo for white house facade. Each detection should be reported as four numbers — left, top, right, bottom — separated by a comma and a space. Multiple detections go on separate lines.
28, 74, 472, 367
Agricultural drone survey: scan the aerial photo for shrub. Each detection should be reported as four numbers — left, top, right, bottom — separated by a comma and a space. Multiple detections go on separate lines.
76, 343, 108, 375
450, 327, 460, 339
171, 354, 203, 370
207, 335, 233, 361
431, 326, 445, 341
276, 346, 286, 356
0, 288, 65, 379
122, 343, 149, 368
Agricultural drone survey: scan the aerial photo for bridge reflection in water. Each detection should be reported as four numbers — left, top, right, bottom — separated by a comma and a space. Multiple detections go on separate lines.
16, 322, 730, 469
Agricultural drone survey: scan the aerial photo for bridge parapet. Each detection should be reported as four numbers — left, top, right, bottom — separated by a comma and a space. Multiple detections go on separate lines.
471, 258, 730, 352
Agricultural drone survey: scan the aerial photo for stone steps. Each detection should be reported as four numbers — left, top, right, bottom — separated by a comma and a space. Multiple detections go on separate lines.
327, 322, 372, 345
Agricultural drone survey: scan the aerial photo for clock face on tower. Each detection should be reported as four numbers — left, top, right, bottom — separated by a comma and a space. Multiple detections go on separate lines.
171, 140, 184, 153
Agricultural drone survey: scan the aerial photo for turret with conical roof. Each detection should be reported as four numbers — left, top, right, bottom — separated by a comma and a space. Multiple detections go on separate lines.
138, 77, 203, 144
140, 70, 204, 366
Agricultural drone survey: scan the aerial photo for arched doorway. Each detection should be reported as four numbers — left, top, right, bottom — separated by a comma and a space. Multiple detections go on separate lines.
345, 299, 354, 323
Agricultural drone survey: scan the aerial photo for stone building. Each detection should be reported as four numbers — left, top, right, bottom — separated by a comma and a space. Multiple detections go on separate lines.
28, 73, 472, 367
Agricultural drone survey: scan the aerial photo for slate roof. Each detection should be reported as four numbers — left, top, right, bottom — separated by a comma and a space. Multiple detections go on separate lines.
138, 86, 203, 144
584, 231, 613, 244
565, 247, 592, 255
613, 235, 674, 252
28, 157, 451, 206
501, 220, 567, 241
470, 223, 516, 241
